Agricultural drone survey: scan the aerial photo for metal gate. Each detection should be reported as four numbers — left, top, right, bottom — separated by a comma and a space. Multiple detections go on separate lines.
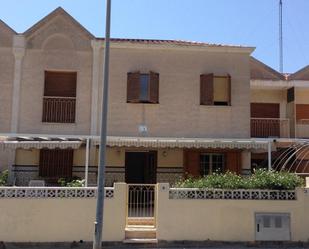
126, 184, 156, 226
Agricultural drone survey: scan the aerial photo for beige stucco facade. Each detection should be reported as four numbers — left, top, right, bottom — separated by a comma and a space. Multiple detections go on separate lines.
103, 48, 251, 138
1, 7, 309, 184
0, 9, 252, 139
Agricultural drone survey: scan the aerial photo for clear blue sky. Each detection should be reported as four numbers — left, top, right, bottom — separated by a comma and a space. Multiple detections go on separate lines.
1, 0, 308, 73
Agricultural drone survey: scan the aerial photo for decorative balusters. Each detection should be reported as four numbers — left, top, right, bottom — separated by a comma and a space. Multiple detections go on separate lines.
169, 188, 296, 200
0, 187, 114, 199
42, 97, 76, 123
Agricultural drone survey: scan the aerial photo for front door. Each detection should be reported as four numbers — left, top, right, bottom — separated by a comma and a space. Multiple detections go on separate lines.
125, 151, 157, 184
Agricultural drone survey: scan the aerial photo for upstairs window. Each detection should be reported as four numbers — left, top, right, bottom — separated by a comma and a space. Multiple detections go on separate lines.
127, 71, 159, 103
200, 74, 231, 106
42, 71, 77, 123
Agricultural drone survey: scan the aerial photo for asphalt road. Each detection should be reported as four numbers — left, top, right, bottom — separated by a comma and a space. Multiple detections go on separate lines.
3, 242, 309, 249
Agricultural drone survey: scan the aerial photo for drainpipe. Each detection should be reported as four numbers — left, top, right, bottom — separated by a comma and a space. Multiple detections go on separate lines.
85, 138, 90, 187
268, 139, 272, 171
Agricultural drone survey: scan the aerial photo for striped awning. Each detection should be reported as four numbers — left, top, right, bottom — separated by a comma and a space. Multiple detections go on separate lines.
2, 141, 82, 149
94, 136, 269, 150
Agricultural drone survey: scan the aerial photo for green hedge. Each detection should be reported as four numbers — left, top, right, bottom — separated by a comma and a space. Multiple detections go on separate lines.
173, 169, 304, 190
0, 170, 8, 186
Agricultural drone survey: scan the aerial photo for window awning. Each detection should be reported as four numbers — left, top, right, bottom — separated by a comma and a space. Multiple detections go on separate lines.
95, 136, 269, 150
0, 136, 83, 150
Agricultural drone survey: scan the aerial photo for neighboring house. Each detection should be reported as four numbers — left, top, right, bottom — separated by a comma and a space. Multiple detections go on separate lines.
250, 58, 309, 172
0, 7, 308, 186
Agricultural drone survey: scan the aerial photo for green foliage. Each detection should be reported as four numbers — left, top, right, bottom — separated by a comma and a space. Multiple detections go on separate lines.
173, 169, 304, 190
0, 170, 9, 186
58, 177, 85, 187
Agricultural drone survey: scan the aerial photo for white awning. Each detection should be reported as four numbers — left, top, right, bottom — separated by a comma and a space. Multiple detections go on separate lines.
94, 136, 269, 150
0, 141, 82, 150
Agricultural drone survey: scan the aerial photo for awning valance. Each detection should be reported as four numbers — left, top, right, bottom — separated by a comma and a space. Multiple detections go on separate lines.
94, 136, 269, 150
0, 141, 82, 150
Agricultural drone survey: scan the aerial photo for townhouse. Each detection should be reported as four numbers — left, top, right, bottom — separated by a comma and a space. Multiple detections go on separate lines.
0, 7, 308, 186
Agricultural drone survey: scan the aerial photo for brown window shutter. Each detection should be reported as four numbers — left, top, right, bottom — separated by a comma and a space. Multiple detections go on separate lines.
149, 71, 159, 103
251, 103, 280, 118
296, 104, 309, 121
226, 151, 241, 175
39, 149, 73, 178
200, 74, 214, 105
44, 71, 77, 97
227, 74, 232, 106
127, 72, 140, 102
184, 150, 201, 177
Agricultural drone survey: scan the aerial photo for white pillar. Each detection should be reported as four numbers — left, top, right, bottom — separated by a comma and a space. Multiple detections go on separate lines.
268, 140, 272, 171
85, 138, 90, 187
11, 35, 25, 133
90, 40, 102, 135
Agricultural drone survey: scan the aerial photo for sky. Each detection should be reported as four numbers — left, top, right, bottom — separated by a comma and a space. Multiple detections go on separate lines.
1, 0, 309, 73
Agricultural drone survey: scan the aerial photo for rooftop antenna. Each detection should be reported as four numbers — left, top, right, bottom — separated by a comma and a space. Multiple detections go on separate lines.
279, 0, 283, 73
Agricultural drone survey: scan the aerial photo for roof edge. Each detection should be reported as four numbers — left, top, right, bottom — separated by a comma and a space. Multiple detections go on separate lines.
95, 38, 255, 53
250, 57, 286, 80
0, 19, 17, 35
23, 7, 94, 39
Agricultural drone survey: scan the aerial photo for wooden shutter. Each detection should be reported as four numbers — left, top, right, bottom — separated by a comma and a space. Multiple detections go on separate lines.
200, 74, 214, 105
184, 150, 201, 177
127, 72, 140, 102
44, 71, 77, 97
149, 71, 159, 103
296, 104, 309, 121
251, 103, 280, 118
227, 74, 232, 106
39, 149, 73, 178
226, 151, 241, 175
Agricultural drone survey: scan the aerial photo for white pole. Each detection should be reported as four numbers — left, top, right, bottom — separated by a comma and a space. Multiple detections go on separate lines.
268, 140, 272, 171
85, 138, 90, 187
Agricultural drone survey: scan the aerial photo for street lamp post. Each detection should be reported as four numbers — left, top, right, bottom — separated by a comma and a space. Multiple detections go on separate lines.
93, 0, 111, 249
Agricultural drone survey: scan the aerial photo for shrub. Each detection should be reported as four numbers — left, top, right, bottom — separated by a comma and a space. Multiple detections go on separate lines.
58, 177, 85, 187
0, 170, 9, 186
173, 169, 304, 190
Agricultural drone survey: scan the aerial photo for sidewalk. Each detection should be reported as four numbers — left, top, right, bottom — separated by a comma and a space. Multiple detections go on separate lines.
3, 241, 309, 249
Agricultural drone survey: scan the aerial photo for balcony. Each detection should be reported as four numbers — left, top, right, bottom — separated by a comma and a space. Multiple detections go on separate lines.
251, 118, 290, 138
42, 97, 76, 123
296, 119, 309, 138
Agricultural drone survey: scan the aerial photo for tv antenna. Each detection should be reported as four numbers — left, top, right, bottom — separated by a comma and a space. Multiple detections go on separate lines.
279, 0, 283, 73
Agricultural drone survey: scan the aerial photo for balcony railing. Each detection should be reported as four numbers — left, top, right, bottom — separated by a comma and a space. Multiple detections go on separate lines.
42, 96, 76, 123
296, 119, 309, 139
251, 118, 290, 138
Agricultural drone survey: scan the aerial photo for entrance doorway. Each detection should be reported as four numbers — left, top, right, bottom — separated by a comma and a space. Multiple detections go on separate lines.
125, 151, 157, 184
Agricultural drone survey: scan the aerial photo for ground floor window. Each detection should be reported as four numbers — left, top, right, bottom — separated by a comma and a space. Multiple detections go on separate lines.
200, 153, 225, 176
39, 149, 73, 179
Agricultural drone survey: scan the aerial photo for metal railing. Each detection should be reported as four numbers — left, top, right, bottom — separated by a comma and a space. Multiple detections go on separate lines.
251, 118, 290, 138
0, 187, 114, 199
42, 96, 76, 123
296, 119, 309, 138
126, 184, 156, 219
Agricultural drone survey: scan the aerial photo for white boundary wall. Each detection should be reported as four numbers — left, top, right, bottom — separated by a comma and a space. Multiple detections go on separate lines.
0, 183, 126, 242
